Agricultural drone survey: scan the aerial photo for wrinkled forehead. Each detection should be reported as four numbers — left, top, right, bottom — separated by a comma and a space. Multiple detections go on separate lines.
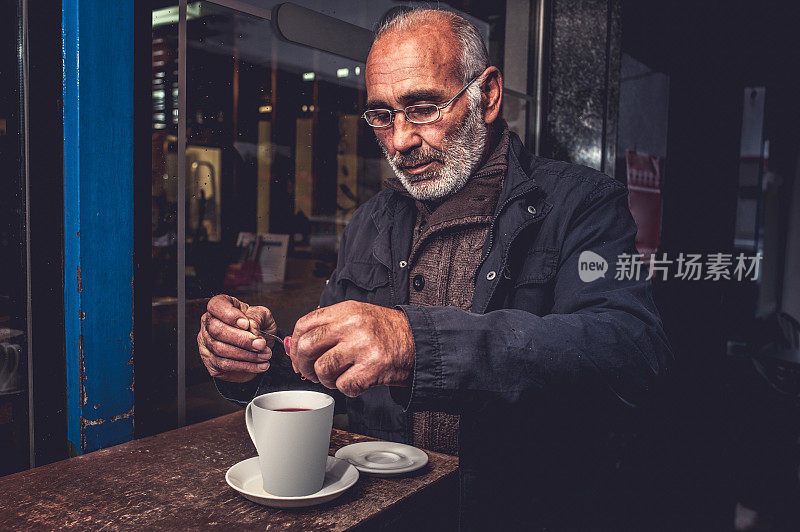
365, 27, 462, 104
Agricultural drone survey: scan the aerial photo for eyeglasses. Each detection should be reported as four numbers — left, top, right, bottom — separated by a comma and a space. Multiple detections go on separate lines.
362, 74, 481, 128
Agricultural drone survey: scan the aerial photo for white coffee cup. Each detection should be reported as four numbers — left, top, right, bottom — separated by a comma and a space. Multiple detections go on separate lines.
245, 390, 334, 496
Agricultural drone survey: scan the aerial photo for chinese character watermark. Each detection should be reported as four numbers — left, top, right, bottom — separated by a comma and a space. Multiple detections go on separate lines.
614, 253, 644, 281
579, 251, 762, 282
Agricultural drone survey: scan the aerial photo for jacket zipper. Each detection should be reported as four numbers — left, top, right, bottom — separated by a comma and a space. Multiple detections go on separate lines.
475, 189, 529, 281
387, 201, 414, 444
389, 238, 412, 444
389, 265, 396, 306
388, 202, 398, 307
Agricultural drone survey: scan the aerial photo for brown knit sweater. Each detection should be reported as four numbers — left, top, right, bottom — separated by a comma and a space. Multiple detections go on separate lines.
385, 124, 510, 455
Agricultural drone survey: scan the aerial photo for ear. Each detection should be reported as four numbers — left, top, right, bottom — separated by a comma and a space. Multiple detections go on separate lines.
480, 66, 503, 124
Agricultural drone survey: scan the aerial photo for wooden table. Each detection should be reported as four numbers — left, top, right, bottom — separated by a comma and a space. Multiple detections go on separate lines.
0, 411, 458, 530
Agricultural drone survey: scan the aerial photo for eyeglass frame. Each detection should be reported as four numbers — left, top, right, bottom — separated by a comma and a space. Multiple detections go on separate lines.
361, 72, 483, 128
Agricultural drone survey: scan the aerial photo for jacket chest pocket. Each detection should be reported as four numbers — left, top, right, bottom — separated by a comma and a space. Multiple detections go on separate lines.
507, 248, 559, 316
335, 260, 392, 306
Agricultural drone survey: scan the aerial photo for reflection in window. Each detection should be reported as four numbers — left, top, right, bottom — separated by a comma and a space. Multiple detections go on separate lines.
148, 3, 392, 429
145, 1, 516, 431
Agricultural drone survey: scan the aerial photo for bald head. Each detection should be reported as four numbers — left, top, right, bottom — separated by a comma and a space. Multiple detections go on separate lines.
371, 9, 488, 84
366, 20, 464, 108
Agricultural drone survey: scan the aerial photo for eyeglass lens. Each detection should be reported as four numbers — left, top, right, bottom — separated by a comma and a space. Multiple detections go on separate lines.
365, 104, 440, 127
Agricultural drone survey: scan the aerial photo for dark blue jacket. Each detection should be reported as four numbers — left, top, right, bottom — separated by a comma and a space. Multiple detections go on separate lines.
217, 132, 672, 529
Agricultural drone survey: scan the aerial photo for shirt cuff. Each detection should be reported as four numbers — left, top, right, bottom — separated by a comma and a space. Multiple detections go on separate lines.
390, 305, 443, 411
213, 374, 263, 406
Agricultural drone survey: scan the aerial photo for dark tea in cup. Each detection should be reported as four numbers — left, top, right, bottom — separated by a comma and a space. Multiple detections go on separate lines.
246, 390, 335, 496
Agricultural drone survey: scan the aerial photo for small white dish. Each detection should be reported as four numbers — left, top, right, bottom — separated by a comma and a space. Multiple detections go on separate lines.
226, 456, 358, 508
335, 441, 428, 477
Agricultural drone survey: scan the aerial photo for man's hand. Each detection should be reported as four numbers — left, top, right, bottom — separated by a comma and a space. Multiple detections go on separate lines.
198, 295, 275, 383
287, 301, 415, 397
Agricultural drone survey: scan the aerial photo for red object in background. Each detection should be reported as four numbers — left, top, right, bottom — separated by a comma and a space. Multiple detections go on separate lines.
224, 233, 260, 289
626, 150, 663, 258
223, 259, 260, 289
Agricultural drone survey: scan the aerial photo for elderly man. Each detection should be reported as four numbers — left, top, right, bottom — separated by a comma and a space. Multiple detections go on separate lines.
198, 7, 671, 529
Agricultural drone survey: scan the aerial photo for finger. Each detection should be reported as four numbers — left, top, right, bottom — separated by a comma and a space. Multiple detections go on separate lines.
198, 333, 269, 377
335, 366, 373, 398
314, 349, 355, 389
202, 325, 271, 363
199, 331, 262, 383
244, 306, 276, 334
294, 323, 339, 359
205, 314, 267, 352
207, 294, 251, 330
215, 356, 269, 374
292, 323, 340, 377
292, 302, 347, 339
198, 332, 228, 378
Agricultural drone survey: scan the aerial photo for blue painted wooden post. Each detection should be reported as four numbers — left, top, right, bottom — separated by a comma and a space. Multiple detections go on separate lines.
63, 0, 134, 454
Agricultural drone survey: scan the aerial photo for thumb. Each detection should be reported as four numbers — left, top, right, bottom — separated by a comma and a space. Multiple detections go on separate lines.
284, 336, 299, 374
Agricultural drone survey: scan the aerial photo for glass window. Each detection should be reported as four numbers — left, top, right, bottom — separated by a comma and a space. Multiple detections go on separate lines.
143, 2, 180, 437
0, 0, 29, 475
145, 0, 520, 429
178, 2, 388, 424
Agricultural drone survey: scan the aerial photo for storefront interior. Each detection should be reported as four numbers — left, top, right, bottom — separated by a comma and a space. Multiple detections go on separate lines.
1, 0, 799, 529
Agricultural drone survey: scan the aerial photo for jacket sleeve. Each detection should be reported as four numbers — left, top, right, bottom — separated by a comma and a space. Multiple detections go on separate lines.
395, 182, 672, 413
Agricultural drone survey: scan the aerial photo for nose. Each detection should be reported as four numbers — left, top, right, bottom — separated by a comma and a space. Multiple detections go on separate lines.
391, 111, 422, 154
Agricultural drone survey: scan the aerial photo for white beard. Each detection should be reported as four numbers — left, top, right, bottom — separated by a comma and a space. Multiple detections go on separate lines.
381, 90, 488, 202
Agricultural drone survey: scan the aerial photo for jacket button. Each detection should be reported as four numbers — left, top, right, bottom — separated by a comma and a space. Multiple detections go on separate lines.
413, 275, 425, 291
486, 271, 497, 280
527, 205, 537, 215
399, 260, 407, 268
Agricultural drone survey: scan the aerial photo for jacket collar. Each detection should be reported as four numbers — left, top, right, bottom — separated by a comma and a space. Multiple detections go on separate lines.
370, 192, 412, 270
369, 131, 545, 268
495, 131, 543, 211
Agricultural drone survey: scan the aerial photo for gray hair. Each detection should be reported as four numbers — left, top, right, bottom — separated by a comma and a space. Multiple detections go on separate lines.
374, 7, 489, 84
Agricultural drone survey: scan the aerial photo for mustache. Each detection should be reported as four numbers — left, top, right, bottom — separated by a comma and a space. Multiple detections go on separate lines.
390, 148, 444, 170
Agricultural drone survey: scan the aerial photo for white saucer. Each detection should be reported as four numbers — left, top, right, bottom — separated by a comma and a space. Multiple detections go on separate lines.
334, 441, 428, 477
226, 456, 359, 508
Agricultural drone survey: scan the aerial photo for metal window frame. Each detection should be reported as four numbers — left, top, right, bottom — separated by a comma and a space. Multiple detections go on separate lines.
20, 0, 34, 468
177, 0, 186, 427
531, 0, 548, 155
205, 0, 270, 20
19, 0, 69, 469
